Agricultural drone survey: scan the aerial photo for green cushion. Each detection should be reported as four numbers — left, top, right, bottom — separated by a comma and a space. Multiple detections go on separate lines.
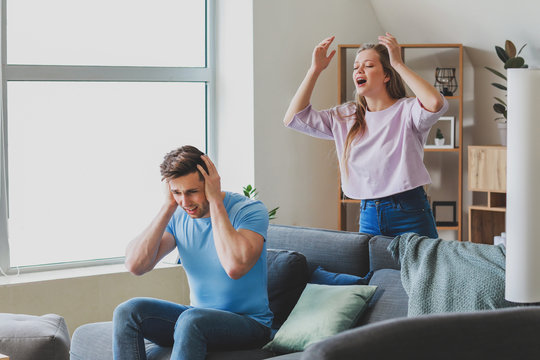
263, 283, 377, 354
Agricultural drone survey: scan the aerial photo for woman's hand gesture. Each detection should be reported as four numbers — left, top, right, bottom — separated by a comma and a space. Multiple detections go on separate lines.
311, 36, 336, 75
378, 33, 404, 69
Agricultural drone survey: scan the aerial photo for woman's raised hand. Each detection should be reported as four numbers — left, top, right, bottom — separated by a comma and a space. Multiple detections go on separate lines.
378, 33, 404, 69
311, 36, 336, 74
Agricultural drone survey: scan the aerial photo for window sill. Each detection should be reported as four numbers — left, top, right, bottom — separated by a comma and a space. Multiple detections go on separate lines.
0, 261, 181, 287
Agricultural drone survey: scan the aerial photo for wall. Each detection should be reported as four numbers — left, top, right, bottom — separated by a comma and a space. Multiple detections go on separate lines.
214, 0, 255, 193
0, 265, 189, 336
252, 0, 384, 229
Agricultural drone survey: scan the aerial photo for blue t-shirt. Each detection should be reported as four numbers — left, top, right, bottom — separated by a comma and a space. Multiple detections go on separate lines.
165, 191, 273, 327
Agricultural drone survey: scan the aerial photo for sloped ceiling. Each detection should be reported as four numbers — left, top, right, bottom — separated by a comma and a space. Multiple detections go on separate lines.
369, 0, 540, 68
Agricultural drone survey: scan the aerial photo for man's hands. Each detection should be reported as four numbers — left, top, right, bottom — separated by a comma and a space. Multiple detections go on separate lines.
378, 32, 404, 69
311, 36, 336, 75
198, 155, 222, 204
162, 180, 177, 207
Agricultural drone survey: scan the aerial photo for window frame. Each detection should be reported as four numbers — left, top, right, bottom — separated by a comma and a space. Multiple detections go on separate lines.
0, 0, 215, 274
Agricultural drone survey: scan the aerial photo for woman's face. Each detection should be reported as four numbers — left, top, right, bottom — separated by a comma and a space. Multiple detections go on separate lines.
352, 49, 389, 97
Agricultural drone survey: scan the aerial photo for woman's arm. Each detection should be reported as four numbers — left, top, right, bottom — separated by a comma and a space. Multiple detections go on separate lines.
283, 36, 336, 126
378, 33, 445, 113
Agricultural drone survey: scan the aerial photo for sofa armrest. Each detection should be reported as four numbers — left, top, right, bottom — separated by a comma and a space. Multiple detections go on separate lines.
301, 306, 540, 360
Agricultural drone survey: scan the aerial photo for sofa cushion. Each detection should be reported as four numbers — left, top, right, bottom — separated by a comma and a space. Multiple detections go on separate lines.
0, 313, 70, 360
310, 266, 373, 285
268, 225, 370, 276
264, 284, 377, 354
71, 321, 277, 360
267, 249, 309, 329
368, 236, 400, 271
357, 269, 408, 326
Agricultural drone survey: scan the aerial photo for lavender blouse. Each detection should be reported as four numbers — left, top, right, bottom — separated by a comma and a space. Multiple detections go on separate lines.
287, 96, 449, 199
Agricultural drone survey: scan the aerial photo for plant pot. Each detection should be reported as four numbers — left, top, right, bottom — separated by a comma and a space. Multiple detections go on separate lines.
497, 122, 507, 146
434, 138, 445, 146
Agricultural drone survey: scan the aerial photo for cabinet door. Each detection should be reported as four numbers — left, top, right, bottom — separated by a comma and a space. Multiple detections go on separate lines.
468, 146, 507, 192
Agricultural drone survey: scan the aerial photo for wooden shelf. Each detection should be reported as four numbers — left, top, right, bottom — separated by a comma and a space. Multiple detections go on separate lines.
467, 146, 507, 244
337, 43, 463, 240
340, 199, 362, 204
469, 205, 506, 212
424, 148, 460, 153
437, 226, 459, 231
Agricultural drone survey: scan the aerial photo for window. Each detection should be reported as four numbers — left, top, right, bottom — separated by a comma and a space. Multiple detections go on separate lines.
0, 0, 214, 271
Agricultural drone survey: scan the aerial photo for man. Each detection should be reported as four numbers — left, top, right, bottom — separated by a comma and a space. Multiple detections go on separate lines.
113, 145, 272, 360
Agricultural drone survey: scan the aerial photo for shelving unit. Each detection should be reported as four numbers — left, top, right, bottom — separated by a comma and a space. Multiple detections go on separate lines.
337, 43, 463, 240
468, 145, 507, 244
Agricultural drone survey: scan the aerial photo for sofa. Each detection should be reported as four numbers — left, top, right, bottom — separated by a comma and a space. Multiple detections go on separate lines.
0, 313, 71, 360
70, 224, 540, 360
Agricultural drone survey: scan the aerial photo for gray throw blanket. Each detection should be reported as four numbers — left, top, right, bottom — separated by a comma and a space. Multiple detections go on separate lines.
389, 233, 514, 316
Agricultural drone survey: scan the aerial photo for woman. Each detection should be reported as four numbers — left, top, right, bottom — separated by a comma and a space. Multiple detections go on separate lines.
283, 33, 448, 238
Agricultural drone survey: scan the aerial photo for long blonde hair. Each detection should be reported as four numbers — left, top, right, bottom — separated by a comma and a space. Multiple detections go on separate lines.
340, 44, 406, 174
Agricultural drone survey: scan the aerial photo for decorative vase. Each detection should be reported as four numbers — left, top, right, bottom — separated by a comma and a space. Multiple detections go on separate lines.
434, 138, 445, 146
497, 122, 507, 146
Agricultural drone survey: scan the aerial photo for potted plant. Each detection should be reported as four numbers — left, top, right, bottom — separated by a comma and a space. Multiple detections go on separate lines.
434, 128, 445, 146
485, 40, 528, 145
243, 184, 279, 220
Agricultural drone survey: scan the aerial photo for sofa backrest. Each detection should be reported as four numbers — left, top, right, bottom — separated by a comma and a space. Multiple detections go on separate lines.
368, 235, 401, 271
267, 224, 371, 276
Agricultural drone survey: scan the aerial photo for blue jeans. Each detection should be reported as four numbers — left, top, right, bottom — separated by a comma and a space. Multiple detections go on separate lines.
359, 186, 438, 238
112, 297, 271, 360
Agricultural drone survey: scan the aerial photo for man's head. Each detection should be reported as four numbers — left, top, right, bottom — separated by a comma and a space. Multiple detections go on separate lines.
160, 145, 208, 182
160, 145, 210, 218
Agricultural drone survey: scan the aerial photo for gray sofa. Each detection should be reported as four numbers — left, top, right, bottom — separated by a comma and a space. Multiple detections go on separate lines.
70, 224, 540, 360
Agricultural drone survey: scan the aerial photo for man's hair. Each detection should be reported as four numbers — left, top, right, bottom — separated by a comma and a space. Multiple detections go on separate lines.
160, 145, 208, 181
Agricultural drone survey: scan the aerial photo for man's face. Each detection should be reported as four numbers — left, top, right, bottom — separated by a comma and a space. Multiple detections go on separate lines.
168, 172, 210, 218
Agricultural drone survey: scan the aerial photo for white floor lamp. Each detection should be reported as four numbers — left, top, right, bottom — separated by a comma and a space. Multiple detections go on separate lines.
505, 68, 540, 303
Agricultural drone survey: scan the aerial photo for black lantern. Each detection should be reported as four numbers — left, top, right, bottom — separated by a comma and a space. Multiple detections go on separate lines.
434, 67, 458, 96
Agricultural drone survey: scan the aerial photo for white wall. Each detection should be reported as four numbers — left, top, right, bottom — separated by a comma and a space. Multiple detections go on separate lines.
0, 266, 189, 336
252, 0, 384, 229
214, 0, 255, 193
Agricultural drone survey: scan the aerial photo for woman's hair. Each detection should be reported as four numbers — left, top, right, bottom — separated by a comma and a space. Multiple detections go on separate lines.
340, 43, 406, 174
160, 145, 208, 181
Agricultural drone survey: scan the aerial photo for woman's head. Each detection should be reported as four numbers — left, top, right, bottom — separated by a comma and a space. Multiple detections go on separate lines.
353, 43, 406, 100
341, 43, 406, 175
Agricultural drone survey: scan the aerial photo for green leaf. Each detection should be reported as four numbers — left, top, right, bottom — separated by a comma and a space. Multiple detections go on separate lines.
505, 40, 516, 58
495, 46, 509, 63
505, 56, 525, 69
242, 184, 258, 199
491, 82, 507, 91
485, 66, 507, 80
493, 103, 506, 115
494, 97, 507, 106
517, 43, 527, 55
268, 207, 279, 220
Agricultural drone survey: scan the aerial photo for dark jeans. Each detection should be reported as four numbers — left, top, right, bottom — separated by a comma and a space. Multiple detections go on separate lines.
112, 297, 271, 360
359, 186, 438, 238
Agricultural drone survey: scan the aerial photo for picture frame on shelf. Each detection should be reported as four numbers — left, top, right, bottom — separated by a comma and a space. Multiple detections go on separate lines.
432, 201, 458, 226
424, 116, 454, 149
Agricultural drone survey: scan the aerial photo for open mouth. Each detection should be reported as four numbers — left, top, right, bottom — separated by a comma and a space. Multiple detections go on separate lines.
184, 206, 198, 215
356, 78, 367, 86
